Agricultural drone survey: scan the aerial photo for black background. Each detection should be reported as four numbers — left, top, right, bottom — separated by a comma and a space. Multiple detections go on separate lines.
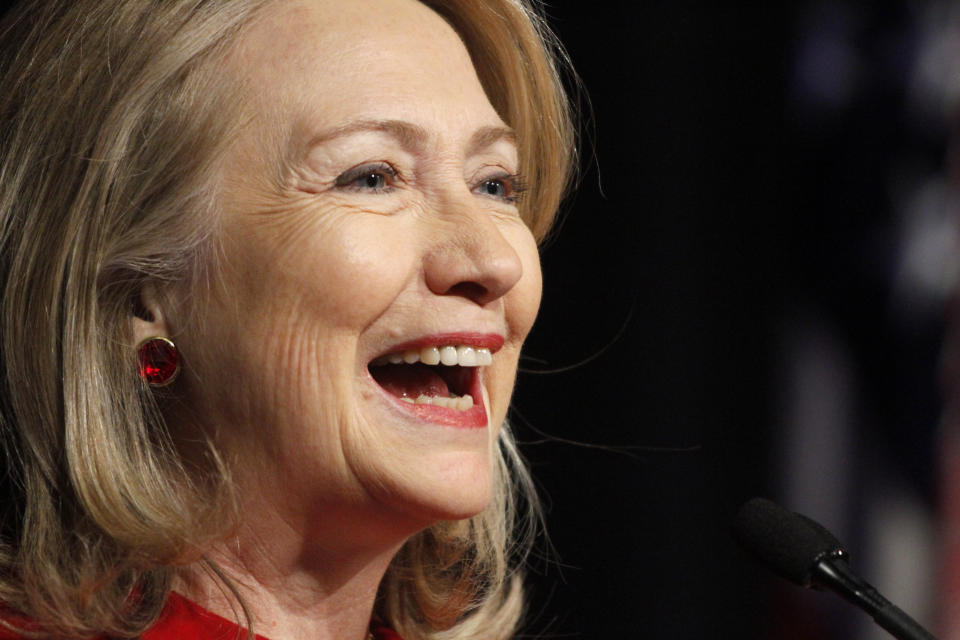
514, 1, 946, 638
514, 4, 788, 637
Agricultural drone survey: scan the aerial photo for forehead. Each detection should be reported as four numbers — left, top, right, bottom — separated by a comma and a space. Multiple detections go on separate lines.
230, 0, 505, 134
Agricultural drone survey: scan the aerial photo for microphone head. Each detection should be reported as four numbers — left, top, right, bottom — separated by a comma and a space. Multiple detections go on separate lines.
732, 497, 847, 588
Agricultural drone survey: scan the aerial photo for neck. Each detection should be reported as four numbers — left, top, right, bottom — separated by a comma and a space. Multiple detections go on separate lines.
177, 517, 406, 640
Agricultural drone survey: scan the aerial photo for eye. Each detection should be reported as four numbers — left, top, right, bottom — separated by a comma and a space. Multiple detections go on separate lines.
480, 180, 508, 198
335, 162, 398, 192
473, 172, 526, 204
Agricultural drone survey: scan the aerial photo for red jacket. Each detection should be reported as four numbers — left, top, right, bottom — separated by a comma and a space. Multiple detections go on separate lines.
0, 592, 404, 639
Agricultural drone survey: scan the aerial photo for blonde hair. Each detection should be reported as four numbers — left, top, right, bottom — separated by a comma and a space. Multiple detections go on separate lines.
0, 0, 574, 638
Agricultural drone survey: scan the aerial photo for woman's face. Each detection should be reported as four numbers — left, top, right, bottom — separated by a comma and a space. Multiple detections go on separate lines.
173, 0, 542, 545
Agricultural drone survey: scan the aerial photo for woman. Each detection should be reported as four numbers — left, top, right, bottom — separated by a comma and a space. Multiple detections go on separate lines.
0, 0, 573, 638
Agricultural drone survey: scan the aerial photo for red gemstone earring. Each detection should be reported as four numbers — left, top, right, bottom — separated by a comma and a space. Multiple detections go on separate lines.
137, 337, 181, 387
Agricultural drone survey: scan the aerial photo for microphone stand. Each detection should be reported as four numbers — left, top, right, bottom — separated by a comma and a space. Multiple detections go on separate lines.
812, 553, 936, 640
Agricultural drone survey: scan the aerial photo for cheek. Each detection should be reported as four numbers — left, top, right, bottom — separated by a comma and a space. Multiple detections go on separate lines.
239, 211, 415, 332
505, 225, 543, 337
483, 225, 542, 423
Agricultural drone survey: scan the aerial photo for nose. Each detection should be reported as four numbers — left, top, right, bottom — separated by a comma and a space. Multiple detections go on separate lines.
422, 199, 524, 307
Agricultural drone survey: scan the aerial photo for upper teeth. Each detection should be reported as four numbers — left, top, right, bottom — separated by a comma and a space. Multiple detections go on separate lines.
372, 345, 493, 367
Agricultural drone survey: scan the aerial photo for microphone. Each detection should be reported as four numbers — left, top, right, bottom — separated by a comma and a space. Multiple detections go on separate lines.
732, 497, 938, 640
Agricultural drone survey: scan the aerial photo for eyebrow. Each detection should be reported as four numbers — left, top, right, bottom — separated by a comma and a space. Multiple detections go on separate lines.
466, 125, 516, 156
305, 119, 516, 155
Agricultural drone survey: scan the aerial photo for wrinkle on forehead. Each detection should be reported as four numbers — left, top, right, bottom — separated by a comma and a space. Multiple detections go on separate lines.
233, 0, 477, 85
226, 0, 499, 132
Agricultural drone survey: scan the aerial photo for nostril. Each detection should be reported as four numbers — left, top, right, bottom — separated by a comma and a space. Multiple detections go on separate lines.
447, 281, 489, 303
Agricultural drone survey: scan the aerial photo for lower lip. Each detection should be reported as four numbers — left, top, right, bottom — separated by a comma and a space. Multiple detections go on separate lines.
375, 370, 488, 429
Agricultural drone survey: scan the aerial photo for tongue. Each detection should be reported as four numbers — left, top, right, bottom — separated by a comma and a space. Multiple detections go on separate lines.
371, 363, 450, 398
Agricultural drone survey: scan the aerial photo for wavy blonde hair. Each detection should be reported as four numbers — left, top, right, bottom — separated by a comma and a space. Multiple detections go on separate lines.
0, 1, 574, 638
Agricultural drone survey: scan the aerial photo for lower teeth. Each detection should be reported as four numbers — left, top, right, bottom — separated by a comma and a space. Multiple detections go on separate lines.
399, 394, 474, 410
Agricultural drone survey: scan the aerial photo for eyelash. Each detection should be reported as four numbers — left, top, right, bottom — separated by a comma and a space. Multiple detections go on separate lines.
334, 162, 398, 193
474, 173, 527, 205
333, 163, 527, 205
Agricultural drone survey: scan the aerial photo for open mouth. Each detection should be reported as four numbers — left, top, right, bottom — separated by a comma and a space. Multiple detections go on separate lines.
368, 344, 493, 412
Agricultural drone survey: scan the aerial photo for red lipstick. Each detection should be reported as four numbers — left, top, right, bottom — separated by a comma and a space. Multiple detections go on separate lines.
368, 332, 499, 428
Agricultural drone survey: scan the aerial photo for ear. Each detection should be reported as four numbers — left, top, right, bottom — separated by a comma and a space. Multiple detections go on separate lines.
131, 282, 172, 345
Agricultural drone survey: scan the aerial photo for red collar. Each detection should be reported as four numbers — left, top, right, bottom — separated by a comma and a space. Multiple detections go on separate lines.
370, 621, 406, 640
1, 592, 403, 639
144, 592, 404, 640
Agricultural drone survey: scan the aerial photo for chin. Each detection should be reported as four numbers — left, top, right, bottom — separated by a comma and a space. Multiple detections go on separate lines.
372, 447, 496, 527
